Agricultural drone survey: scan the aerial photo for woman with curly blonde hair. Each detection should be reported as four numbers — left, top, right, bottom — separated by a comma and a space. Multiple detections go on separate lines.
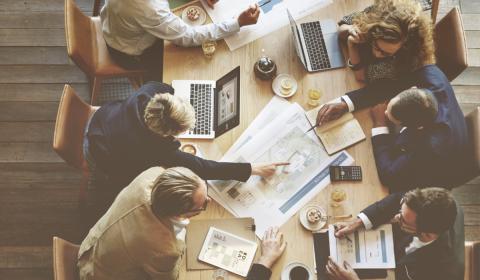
338, 0, 435, 83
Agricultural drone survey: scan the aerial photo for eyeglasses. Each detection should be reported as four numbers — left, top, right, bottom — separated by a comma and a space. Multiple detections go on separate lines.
371, 40, 396, 58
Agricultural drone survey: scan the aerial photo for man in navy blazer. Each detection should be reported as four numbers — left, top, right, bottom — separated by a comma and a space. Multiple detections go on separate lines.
315, 65, 472, 192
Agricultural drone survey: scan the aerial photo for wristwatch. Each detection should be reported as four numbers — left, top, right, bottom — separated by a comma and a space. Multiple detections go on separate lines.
347, 58, 363, 71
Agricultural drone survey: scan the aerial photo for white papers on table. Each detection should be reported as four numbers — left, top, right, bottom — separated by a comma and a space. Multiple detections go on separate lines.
198, 227, 258, 277
328, 224, 396, 269
209, 102, 353, 237
201, 0, 332, 50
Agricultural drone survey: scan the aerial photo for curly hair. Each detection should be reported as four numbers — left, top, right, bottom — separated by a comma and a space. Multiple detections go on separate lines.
353, 0, 435, 70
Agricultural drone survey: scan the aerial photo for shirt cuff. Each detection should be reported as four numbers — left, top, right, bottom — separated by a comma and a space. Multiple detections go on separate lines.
341, 95, 355, 112
225, 17, 240, 32
358, 212, 373, 230
371, 127, 390, 137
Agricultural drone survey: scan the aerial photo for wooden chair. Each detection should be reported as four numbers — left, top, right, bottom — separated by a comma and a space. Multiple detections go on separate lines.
430, 0, 439, 23
53, 85, 97, 204
65, 0, 145, 104
465, 107, 480, 173
434, 7, 468, 81
53, 237, 80, 280
465, 241, 480, 280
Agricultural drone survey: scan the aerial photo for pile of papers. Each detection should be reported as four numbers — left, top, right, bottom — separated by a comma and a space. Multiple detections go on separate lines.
208, 97, 354, 236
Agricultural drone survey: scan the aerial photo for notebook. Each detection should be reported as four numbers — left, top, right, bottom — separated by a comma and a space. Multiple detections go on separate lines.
186, 217, 256, 270
306, 107, 366, 155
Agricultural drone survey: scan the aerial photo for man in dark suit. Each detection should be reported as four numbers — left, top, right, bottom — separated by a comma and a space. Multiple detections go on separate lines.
328, 187, 464, 280
315, 65, 472, 192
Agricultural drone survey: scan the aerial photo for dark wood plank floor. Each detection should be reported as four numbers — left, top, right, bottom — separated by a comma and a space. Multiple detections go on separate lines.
0, 0, 479, 278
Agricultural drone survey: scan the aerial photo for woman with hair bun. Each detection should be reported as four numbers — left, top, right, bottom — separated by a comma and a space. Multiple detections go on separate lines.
84, 82, 287, 193
338, 0, 435, 83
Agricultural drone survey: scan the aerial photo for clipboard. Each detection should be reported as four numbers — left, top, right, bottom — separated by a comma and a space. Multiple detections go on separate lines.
186, 217, 256, 270
313, 232, 388, 279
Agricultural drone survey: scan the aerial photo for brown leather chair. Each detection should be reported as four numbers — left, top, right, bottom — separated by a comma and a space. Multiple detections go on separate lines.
65, 0, 145, 104
53, 85, 97, 202
465, 107, 480, 172
434, 7, 468, 81
465, 241, 480, 280
53, 237, 80, 280
430, 0, 440, 23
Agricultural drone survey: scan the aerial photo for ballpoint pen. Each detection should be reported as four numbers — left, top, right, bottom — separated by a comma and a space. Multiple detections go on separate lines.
305, 123, 319, 133
258, 0, 271, 8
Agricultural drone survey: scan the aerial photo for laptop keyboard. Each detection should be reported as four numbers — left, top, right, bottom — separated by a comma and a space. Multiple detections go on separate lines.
189, 83, 213, 135
301, 21, 331, 71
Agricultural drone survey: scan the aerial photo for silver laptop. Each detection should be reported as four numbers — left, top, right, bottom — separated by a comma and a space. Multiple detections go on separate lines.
172, 66, 241, 139
287, 9, 345, 72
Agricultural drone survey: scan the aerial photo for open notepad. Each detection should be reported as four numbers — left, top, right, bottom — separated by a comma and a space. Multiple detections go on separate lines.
306, 106, 366, 155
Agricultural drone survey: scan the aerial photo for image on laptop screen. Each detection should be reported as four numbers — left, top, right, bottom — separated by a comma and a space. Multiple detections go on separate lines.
214, 66, 241, 137
218, 76, 238, 126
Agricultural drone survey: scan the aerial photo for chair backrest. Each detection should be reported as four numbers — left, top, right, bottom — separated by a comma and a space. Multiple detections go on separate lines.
53, 237, 80, 280
65, 0, 97, 75
465, 241, 480, 280
434, 7, 468, 81
465, 107, 480, 172
53, 85, 94, 170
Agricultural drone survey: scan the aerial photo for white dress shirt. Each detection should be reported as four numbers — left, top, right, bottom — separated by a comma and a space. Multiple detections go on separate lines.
100, 0, 240, 55
170, 217, 190, 242
357, 213, 434, 255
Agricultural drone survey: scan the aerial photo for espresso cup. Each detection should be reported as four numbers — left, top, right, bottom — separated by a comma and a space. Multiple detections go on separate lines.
289, 266, 309, 280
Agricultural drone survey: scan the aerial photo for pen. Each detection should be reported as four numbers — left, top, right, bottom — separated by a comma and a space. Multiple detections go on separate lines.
333, 225, 353, 243
305, 123, 318, 133
258, 0, 271, 8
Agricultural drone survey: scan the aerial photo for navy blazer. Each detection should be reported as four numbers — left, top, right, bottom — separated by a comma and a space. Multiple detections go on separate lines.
87, 82, 251, 189
362, 192, 464, 280
346, 65, 472, 191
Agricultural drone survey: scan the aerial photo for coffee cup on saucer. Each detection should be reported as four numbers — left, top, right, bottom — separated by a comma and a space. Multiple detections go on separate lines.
281, 262, 314, 280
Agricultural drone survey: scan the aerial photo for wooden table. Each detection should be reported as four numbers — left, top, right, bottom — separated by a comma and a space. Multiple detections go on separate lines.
164, 1, 393, 279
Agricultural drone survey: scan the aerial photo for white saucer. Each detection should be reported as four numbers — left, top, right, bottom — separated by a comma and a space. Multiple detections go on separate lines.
181, 6, 206, 26
281, 262, 315, 280
299, 205, 327, 232
272, 74, 297, 98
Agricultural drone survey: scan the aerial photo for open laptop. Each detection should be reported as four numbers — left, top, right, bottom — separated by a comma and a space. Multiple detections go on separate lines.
172, 66, 240, 139
287, 9, 345, 72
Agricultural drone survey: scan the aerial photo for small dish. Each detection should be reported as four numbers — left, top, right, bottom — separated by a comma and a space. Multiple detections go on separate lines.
272, 74, 297, 98
181, 6, 206, 26
299, 205, 327, 232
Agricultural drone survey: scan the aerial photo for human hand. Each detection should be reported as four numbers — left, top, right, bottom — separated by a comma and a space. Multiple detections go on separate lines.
257, 227, 286, 269
315, 102, 349, 127
326, 257, 360, 280
334, 218, 364, 238
205, 0, 218, 8
346, 25, 364, 44
370, 102, 388, 127
238, 4, 260, 27
251, 162, 290, 177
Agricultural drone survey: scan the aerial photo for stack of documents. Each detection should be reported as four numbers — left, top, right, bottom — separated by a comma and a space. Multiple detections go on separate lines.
208, 97, 354, 236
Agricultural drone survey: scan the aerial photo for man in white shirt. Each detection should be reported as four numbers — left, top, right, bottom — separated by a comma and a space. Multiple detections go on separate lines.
326, 187, 464, 280
100, 0, 260, 81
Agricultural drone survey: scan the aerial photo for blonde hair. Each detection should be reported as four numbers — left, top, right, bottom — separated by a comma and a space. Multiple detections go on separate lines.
144, 93, 196, 137
151, 167, 203, 217
354, 0, 435, 69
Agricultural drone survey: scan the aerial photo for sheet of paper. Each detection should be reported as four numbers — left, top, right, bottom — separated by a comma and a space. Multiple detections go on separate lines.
201, 0, 332, 50
328, 224, 396, 269
198, 227, 258, 277
210, 103, 353, 237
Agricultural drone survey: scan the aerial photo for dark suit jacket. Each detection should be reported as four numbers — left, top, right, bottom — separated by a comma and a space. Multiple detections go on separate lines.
87, 82, 251, 189
362, 192, 465, 280
346, 65, 472, 191
246, 264, 272, 280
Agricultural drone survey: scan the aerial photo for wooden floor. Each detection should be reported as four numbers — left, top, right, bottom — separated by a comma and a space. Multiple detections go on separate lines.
0, 0, 479, 279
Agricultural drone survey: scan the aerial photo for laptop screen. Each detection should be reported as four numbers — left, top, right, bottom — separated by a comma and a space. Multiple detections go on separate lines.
214, 66, 240, 137
287, 9, 307, 67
